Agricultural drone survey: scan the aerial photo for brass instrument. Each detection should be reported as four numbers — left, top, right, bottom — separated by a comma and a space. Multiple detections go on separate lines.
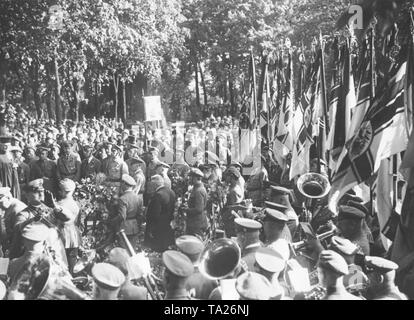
198, 238, 246, 280
8, 253, 90, 300
297, 173, 331, 222
290, 225, 337, 253
117, 229, 163, 300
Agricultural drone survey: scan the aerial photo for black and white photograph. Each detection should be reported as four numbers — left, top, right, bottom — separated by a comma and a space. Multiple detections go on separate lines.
0, 0, 413, 306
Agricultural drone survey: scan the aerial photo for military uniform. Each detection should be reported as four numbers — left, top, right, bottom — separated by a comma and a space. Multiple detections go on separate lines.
235, 272, 273, 300
186, 171, 208, 237
246, 167, 268, 206
29, 158, 57, 194
235, 218, 263, 272
80, 155, 102, 179
57, 153, 81, 182
222, 169, 244, 237
162, 250, 194, 300
92, 263, 126, 300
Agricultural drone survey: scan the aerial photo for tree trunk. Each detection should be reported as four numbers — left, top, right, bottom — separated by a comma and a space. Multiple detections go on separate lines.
194, 61, 200, 109
122, 80, 127, 122
95, 77, 99, 117
54, 54, 62, 123
113, 73, 119, 121
73, 79, 80, 122
199, 62, 208, 107
229, 75, 235, 115
46, 90, 54, 121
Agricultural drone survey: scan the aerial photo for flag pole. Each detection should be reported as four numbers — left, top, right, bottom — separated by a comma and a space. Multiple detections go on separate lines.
250, 48, 258, 128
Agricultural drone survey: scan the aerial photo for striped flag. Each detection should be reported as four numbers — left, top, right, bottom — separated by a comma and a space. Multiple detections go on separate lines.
248, 51, 258, 129
258, 56, 272, 146
289, 56, 321, 180
274, 51, 294, 166
328, 50, 411, 212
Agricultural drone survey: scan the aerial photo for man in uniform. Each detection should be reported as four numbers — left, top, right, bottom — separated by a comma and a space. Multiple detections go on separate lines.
102, 144, 129, 194
245, 157, 269, 207
144, 175, 176, 253
10, 146, 30, 197
329, 236, 369, 296
126, 155, 146, 198
235, 271, 273, 300
145, 146, 161, 204
107, 247, 148, 300
222, 167, 244, 238
7, 222, 50, 282
80, 144, 101, 180
364, 256, 407, 300
185, 168, 208, 238
154, 162, 171, 189
56, 141, 81, 182
0, 187, 27, 255
107, 174, 142, 248
175, 235, 218, 299
30, 146, 57, 196
263, 202, 292, 243
91, 262, 126, 300
317, 250, 362, 300
235, 218, 263, 271
162, 250, 194, 300
337, 205, 371, 255
0, 136, 21, 199
254, 247, 287, 299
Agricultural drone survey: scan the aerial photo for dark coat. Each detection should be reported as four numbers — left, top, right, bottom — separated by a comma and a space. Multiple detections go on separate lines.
144, 186, 176, 252
80, 156, 102, 179
108, 190, 142, 236
186, 266, 218, 299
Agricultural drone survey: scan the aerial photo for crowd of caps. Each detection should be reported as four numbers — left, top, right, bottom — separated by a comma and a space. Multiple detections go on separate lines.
0, 115, 410, 300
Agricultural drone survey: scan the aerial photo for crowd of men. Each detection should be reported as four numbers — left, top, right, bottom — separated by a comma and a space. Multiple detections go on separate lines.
0, 114, 413, 300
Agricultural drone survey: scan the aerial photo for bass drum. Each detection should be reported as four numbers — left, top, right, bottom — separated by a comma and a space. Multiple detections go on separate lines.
8, 253, 90, 300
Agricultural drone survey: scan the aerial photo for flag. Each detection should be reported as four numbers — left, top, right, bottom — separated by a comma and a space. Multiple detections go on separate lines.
289, 57, 320, 180
328, 49, 411, 212
258, 56, 272, 146
274, 51, 294, 166
248, 51, 258, 129
330, 42, 357, 172
392, 34, 414, 264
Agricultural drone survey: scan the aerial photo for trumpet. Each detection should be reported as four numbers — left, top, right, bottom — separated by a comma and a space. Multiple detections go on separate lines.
117, 230, 163, 300
291, 225, 337, 252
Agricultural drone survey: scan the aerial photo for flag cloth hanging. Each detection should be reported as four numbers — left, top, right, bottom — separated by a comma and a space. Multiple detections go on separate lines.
289, 56, 321, 180
258, 55, 272, 146
274, 50, 294, 167
328, 47, 411, 212
248, 51, 258, 129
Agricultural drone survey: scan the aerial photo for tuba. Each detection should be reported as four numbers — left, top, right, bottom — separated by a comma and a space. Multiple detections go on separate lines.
198, 238, 243, 280
297, 173, 331, 222
8, 253, 90, 300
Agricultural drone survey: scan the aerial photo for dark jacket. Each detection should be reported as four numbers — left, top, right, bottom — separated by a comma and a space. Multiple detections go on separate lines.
80, 156, 102, 179
144, 186, 176, 252
108, 190, 142, 236
186, 266, 218, 299
186, 182, 208, 236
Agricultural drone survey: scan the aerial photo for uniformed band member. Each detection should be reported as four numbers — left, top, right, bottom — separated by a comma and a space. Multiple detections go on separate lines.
185, 168, 208, 237
263, 203, 292, 243
162, 250, 194, 300
268, 185, 298, 235
329, 236, 368, 295
364, 256, 408, 300
254, 247, 286, 299
175, 235, 218, 299
317, 250, 362, 300
106, 247, 148, 300
235, 218, 262, 271
235, 271, 273, 300
337, 206, 370, 255
91, 262, 126, 300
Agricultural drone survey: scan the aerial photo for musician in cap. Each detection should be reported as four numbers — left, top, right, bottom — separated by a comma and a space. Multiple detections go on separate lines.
185, 168, 208, 238
162, 250, 194, 300
364, 256, 407, 300
254, 247, 287, 299
222, 166, 244, 238
7, 222, 50, 282
263, 202, 292, 243
0, 187, 27, 255
337, 205, 371, 255
144, 175, 176, 253
235, 272, 273, 300
329, 236, 368, 296
91, 262, 126, 300
106, 247, 148, 300
29, 146, 57, 195
175, 235, 218, 299
80, 144, 101, 180
317, 250, 362, 300
268, 185, 298, 236
107, 174, 142, 248
235, 218, 263, 271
